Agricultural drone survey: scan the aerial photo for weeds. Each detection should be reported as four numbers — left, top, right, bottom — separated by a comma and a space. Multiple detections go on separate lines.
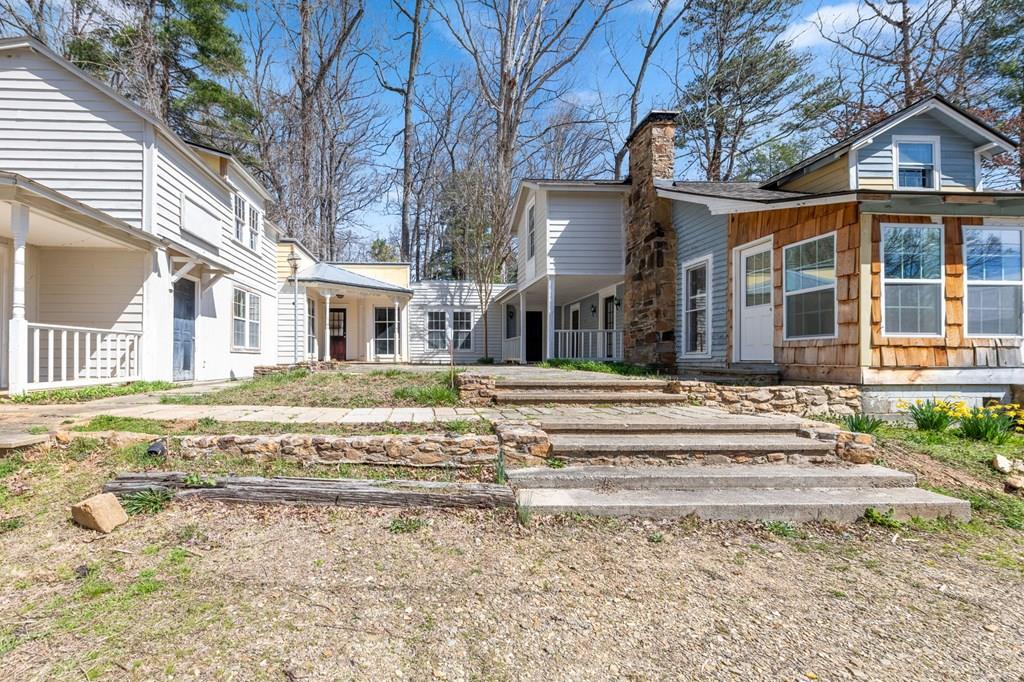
392, 384, 459, 406
64, 437, 101, 462
183, 473, 217, 488
843, 413, 885, 434
647, 532, 664, 543
762, 520, 800, 538
516, 504, 532, 527
121, 489, 174, 515
546, 458, 566, 469
388, 516, 425, 534
863, 507, 904, 530
7, 380, 174, 404
0, 517, 24, 534
536, 359, 657, 377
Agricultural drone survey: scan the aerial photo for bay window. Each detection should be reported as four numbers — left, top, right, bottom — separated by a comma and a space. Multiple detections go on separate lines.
784, 233, 837, 339
233, 288, 261, 350
882, 224, 944, 336
964, 227, 1023, 336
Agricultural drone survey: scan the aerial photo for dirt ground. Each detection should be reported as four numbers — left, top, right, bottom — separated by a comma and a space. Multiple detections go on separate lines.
2, 445, 1024, 681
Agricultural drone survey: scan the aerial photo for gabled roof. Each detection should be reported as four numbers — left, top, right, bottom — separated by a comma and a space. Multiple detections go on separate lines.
762, 94, 1019, 190
297, 262, 412, 295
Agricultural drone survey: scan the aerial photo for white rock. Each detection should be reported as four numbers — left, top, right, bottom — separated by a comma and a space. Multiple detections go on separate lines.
992, 454, 1013, 474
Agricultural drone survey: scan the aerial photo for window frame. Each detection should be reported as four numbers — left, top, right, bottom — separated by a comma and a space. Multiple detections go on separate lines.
233, 194, 246, 242
880, 222, 946, 338
782, 232, 838, 342
681, 254, 713, 357
452, 310, 473, 351
248, 204, 261, 251
892, 135, 941, 191
307, 298, 316, 357
426, 309, 448, 351
231, 287, 262, 352
526, 202, 536, 261
373, 306, 399, 357
962, 223, 1024, 339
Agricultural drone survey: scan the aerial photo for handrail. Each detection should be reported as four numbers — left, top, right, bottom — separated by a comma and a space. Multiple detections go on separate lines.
27, 322, 142, 336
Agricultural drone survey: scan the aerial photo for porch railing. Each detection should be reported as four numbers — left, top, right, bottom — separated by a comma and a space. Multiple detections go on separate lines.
554, 329, 623, 362
27, 323, 142, 389
502, 336, 521, 363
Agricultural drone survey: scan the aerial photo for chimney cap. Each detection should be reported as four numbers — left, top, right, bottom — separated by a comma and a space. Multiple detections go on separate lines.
625, 109, 681, 146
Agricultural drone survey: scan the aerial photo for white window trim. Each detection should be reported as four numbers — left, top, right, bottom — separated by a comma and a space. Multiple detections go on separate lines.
373, 306, 400, 357
962, 223, 1024, 339
233, 193, 246, 242
426, 309, 449, 351
231, 287, 262, 352
782, 232, 838, 342
452, 309, 474, 352
892, 135, 942, 191
880, 222, 946, 338
526, 201, 536, 261
248, 204, 261, 251
681, 253, 713, 357
731, 234, 774, 364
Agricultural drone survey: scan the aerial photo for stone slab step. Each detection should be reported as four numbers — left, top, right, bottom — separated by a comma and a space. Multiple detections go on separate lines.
549, 433, 834, 458
507, 464, 916, 490
494, 391, 693, 405
539, 418, 804, 435
0, 432, 49, 450
516, 486, 970, 522
494, 379, 668, 392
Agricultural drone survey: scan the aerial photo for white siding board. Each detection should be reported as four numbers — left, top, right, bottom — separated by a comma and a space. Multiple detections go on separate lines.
546, 191, 624, 275
408, 281, 511, 363
857, 113, 977, 190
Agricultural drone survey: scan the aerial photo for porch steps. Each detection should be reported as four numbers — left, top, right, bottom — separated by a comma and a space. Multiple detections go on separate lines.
538, 417, 803, 435
494, 391, 691, 405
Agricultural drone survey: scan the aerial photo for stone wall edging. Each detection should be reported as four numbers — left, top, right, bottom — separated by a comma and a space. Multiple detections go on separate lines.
668, 380, 862, 417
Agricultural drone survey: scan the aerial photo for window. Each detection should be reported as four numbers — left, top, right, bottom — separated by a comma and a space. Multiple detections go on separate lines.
744, 250, 771, 306
233, 194, 246, 242
505, 304, 517, 339
427, 311, 447, 350
784, 234, 836, 339
684, 259, 709, 354
248, 205, 260, 250
307, 299, 316, 355
964, 227, 1023, 336
894, 136, 939, 190
526, 204, 536, 259
453, 311, 472, 350
232, 288, 261, 350
882, 224, 944, 336
374, 307, 399, 356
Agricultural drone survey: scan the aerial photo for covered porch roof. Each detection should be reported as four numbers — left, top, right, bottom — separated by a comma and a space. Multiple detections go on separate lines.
297, 262, 413, 298
499, 274, 623, 308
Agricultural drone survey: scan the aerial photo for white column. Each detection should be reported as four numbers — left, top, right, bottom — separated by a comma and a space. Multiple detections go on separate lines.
400, 299, 410, 362
546, 276, 555, 360
8, 203, 29, 394
394, 299, 400, 363
321, 291, 331, 362
518, 291, 526, 364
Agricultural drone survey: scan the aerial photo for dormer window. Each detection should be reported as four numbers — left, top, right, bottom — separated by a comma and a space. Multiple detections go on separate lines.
893, 136, 939, 190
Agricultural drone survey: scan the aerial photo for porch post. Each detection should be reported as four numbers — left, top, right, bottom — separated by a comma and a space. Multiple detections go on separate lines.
321, 291, 331, 362
518, 291, 526, 364
8, 203, 28, 394
546, 276, 555, 360
394, 299, 400, 363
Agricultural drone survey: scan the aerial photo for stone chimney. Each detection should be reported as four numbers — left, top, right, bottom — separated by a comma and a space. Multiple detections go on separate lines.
623, 110, 679, 369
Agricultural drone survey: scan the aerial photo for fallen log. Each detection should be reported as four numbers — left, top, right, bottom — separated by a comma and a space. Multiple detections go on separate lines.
102, 472, 513, 509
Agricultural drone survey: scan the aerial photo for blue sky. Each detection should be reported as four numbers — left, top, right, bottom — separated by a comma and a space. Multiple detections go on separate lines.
346, 0, 852, 242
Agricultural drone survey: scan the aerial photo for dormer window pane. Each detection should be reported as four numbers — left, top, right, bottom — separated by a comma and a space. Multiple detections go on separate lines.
896, 141, 936, 189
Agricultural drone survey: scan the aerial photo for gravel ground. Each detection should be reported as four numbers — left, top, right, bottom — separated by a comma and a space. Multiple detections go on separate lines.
2, 495, 1023, 681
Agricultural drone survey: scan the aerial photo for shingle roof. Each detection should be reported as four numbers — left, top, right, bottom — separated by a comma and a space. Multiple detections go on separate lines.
296, 263, 412, 294
661, 180, 808, 201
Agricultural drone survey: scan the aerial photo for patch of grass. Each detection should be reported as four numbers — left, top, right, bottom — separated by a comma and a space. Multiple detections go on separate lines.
762, 520, 800, 538
7, 380, 174, 404
388, 516, 425, 534
843, 413, 884, 434
877, 425, 1024, 482
26, 425, 49, 435
64, 437, 101, 462
516, 504, 532, 527
863, 507, 904, 530
128, 569, 163, 596
546, 457, 566, 469
78, 566, 114, 598
0, 516, 25, 534
925, 484, 1024, 530
74, 415, 493, 436
392, 383, 459, 407
647, 532, 664, 544
182, 473, 217, 488
0, 454, 24, 479
121, 489, 174, 516
536, 358, 658, 377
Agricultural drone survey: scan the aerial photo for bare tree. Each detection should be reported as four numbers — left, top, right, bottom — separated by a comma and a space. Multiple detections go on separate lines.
521, 102, 608, 179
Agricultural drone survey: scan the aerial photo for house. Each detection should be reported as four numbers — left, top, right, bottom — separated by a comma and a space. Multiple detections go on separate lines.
276, 239, 510, 364
0, 36, 281, 393
502, 95, 1024, 410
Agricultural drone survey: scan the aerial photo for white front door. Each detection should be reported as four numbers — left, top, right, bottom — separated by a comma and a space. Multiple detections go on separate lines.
736, 240, 774, 362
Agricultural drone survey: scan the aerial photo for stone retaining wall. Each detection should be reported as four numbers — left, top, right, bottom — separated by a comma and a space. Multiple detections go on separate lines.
668, 381, 862, 417
798, 422, 878, 464
455, 373, 497, 405
494, 422, 551, 468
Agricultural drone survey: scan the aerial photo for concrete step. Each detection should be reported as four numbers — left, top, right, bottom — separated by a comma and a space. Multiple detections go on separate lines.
516, 486, 971, 522
508, 464, 916, 491
494, 391, 692, 405
548, 433, 834, 459
494, 379, 668, 392
538, 417, 804, 435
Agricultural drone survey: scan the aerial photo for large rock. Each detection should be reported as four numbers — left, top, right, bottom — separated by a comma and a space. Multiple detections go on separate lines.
71, 493, 128, 533
993, 454, 1013, 474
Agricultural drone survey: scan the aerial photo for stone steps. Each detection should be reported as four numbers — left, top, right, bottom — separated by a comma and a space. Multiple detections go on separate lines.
538, 417, 804, 435
508, 464, 916, 490
548, 433, 835, 463
493, 378, 669, 392
516, 485, 971, 522
493, 391, 693, 405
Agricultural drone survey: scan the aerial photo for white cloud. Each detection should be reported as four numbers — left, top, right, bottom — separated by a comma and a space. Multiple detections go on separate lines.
783, 1, 864, 50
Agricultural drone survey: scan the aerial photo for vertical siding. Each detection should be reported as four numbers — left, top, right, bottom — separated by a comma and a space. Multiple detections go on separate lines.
547, 191, 625, 275
408, 281, 511, 363
857, 113, 977, 190
674, 202, 728, 366
0, 48, 144, 225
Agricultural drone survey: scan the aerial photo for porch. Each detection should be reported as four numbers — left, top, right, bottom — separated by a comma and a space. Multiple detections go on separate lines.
498, 275, 624, 363
0, 174, 162, 393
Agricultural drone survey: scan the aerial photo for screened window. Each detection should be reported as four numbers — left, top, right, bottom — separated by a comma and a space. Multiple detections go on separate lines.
374, 307, 399, 356
453, 311, 472, 350
784, 234, 836, 339
232, 289, 261, 350
882, 225, 943, 335
427, 311, 447, 350
526, 205, 536, 259
684, 261, 708, 354
248, 205, 260, 250
965, 227, 1023, 336
895, 138, 937, 190
233, 194, 246, 241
